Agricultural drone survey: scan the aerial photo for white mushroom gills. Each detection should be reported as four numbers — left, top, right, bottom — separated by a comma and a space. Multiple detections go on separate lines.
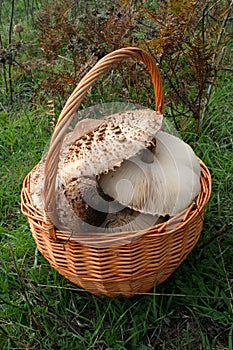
99, 131, 201, 216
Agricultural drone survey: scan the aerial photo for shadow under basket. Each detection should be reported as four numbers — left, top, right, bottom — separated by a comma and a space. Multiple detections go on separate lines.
21, 47, 212, 297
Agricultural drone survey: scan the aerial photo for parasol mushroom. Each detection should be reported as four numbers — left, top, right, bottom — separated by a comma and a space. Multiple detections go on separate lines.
30, 111, 163, 232
60, 109, 163, 184
29, 118, 104, 220
57, 108, 163, 229
99, 130, 201, 217
101, 206, 161, 233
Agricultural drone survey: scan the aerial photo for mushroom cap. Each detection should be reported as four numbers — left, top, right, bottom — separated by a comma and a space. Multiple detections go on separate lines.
99, 131, 201, 216
14, 24, 24, 33
62, 176, 110, 227
30, 157, 46, 212
101, 207, 160, 233
64, 118, 103, 145
60, 109, 163, 185
30, 118, 104, 213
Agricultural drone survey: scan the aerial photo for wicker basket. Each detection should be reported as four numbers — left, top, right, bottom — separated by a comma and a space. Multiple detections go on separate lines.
21, 47, 211, 297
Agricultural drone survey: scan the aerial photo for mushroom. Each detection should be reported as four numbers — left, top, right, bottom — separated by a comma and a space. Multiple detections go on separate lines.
14, 24, 24, 40
60, 109, 163, 184
57, 108, 162, 229
99, 130, 201, 217
61, 175, 110, 227
30, 109, 163, 231
30, 118, 103, 215
30, 156, 46, 213
101, 206, 160, 233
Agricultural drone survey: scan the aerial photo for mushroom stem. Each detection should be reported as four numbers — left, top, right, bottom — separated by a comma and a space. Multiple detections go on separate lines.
140, 139, 156, 164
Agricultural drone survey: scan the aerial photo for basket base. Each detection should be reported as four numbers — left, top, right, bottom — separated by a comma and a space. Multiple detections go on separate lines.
59, 270, 172, 298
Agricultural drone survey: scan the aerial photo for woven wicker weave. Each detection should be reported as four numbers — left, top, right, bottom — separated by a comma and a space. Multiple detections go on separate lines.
21, 47, 211, 297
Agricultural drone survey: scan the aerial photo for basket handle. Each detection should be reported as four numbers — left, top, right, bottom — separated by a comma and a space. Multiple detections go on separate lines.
43, 46, 164, 236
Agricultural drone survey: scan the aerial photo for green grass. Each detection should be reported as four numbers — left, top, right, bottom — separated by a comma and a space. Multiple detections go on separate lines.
0, 1, 233, 349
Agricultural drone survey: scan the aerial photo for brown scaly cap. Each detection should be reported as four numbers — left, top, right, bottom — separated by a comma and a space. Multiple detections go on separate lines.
60, 109, 163, 185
